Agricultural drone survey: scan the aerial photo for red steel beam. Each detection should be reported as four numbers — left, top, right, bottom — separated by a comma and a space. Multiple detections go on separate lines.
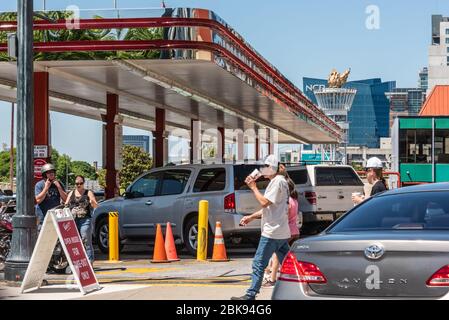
0, 17, 340, 134
0, 39, 341, 139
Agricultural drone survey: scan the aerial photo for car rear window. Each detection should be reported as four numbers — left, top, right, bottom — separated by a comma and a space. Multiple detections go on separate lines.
193, 168, 226, 192
315, 167, 364, 186
233, 165, 270, 191
287, 169, 309, 185
328, 191, 449, 232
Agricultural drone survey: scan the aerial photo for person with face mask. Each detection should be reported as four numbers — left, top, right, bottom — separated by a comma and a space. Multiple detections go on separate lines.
352, 157, 388, 205
231, 155, 290, 301
35, 163, 68, 226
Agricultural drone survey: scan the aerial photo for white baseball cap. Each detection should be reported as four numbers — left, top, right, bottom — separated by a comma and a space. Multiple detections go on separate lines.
264, 154, 279, 169
366, 157, 383, 169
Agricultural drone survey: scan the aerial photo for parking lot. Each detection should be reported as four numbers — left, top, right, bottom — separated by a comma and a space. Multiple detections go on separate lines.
0, 244, 274, 300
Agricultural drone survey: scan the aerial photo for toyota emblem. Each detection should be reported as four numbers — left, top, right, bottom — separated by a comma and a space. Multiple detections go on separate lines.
364, 244, 385, 260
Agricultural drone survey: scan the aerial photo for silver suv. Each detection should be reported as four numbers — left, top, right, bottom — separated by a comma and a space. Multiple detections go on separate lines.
92, 164, 278, 256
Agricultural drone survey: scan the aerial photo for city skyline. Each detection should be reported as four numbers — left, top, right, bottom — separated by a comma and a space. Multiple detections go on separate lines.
0, 0, 448, 165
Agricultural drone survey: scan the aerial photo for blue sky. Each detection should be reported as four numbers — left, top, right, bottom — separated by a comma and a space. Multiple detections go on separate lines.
0, 0, 448, 165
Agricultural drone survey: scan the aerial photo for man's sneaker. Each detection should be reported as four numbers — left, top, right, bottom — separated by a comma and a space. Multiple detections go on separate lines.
231, 294, 256, 301
262, 280, 276, 288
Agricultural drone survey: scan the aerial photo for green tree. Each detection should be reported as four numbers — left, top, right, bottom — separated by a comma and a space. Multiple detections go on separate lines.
118, 145, 153, 190
97, 168, 107, 190
0, 149, 15, 181
56, 154, 72, 187
71, 161, 97, 181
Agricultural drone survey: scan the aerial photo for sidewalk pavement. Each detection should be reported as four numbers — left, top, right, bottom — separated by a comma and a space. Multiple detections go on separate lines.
0, 257, 273, 300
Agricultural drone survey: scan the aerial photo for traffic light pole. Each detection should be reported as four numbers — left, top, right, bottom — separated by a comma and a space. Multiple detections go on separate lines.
5, 0, 37, 283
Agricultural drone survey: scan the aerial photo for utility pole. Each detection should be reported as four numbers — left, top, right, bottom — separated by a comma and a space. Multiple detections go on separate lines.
9, 103, 14, 191
5, 0, 36, 283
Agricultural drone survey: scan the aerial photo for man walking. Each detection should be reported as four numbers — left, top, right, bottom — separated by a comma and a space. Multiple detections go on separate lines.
231, 155, 290, 300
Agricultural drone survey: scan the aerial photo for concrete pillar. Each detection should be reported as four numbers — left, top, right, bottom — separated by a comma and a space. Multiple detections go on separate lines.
237, 130, 244, 162
267, 129, 275, 155
153, 108, 168, 167
33, 72, 50, 185
190, 119, 202, 164
217, 127, 225, 163
105, 93, 119, 199
255, 135, 260, 161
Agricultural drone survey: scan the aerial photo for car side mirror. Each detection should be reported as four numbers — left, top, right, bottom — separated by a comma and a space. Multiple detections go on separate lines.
122, 191, 132, 199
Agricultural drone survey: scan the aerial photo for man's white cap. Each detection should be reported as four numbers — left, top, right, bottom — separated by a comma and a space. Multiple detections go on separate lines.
264, 154, 279, 169
366, 157, 383, 169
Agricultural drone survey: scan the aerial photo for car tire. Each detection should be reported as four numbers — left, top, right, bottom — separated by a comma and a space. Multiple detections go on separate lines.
183, 215, 214, 258
95, 216, 124, 254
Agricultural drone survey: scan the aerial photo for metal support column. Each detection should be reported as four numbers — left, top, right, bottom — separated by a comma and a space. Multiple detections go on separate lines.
153, 108, 167, 167
105, 93, 119, 199
5, 0, 36, 283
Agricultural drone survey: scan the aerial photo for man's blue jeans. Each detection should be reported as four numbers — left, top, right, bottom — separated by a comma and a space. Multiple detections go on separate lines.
75, 218, 94, 263
246, 236, 290, 298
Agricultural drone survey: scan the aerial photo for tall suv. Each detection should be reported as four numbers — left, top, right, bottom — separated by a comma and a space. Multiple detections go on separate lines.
286, 164, 365, 234
92, 164, 282, 256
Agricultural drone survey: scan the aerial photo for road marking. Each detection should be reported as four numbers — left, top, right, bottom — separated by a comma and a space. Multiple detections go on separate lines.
96, 267, 180, 275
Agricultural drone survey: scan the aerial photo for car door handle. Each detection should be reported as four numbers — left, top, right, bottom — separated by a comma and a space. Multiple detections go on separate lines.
145, 200, 153, 206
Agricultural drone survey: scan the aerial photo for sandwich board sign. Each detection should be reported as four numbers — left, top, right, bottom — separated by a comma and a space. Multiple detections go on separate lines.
20, 208, 101, 295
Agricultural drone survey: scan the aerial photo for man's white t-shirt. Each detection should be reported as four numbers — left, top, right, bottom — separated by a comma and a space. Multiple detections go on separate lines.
261, 175, 291, 239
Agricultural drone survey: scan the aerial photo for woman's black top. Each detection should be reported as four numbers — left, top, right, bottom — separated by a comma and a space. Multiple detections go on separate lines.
370, 180, 387, 196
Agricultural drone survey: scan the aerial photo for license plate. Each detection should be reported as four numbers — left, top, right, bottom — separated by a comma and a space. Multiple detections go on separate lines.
316, 214, 334, 221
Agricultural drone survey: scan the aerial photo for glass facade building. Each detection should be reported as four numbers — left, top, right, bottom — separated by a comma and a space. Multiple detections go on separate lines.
303, 78, 396, 148
123, 135, 151, 153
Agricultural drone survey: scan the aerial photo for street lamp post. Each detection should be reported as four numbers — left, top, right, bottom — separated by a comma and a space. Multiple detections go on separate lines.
4, 0, 36, 283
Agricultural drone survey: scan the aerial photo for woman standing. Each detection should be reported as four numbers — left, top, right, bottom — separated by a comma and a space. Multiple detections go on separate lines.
65, 175, 98, 263
352, 157, 388, 205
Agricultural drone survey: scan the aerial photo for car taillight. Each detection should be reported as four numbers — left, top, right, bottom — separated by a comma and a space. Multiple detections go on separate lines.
427, 266, 449, 286
224, 193, 236, 213
279, 252, 327, 284
305, 192, 317, 205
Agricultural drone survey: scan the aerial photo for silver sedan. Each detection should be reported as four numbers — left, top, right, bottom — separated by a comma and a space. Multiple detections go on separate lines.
273, 183, 449, 300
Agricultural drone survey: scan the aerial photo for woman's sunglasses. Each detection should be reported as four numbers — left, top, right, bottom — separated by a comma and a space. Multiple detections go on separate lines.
75, 182, 84, 186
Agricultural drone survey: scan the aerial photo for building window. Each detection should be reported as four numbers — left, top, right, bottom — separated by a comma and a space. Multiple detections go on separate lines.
447, 56, 449, 66
435, 130, 449, 164
446, 38, 449, 44
399, 129, 432, 164
446, 29, 449, 35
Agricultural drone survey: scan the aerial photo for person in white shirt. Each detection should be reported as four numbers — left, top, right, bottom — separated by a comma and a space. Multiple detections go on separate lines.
231, 155, 290, 300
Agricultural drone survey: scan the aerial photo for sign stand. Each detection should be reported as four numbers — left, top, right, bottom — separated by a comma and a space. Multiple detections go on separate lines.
20, 208, 101, 295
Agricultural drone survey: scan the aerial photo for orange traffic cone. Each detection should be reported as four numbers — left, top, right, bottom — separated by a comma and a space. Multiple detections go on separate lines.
165, 222, 180, 262
209, 221, 229, 262
151, 224, 169, 263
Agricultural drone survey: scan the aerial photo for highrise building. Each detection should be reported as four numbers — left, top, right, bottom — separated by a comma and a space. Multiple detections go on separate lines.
385, 88, 427, 134
123, 135, 151, 153
428, 15, 449, 94
304, 78, 395, 148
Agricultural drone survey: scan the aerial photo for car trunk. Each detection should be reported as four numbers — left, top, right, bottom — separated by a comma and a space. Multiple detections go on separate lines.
292, 232, 449, 298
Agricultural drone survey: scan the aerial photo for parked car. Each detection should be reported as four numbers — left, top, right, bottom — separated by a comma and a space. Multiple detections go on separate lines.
285, 164, 364, 234
92, 164, 303, 256
273, 182, 449, 300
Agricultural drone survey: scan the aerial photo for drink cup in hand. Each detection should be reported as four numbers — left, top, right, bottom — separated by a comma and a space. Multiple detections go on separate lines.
249, 169, 262, 180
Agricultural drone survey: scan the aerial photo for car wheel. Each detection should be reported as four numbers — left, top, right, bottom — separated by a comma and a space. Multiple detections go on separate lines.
183, 216, 214, 257
95, 216, 124, 254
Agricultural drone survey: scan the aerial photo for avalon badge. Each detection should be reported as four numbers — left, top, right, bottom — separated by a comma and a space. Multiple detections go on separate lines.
364, 244, 385, 260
